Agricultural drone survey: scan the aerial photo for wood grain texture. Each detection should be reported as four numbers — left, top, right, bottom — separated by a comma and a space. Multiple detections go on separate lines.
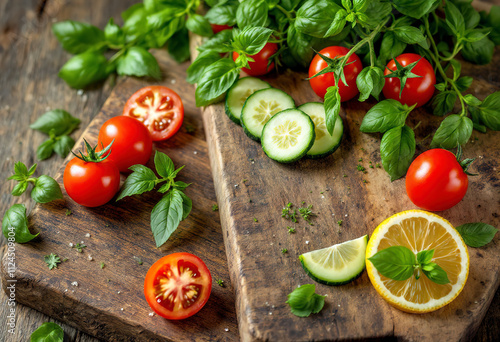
194, 34, 500, 342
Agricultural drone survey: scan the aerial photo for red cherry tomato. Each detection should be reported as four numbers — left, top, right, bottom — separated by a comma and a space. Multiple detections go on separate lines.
233, 42, 278, 76
210, 23, 232, 34
406, 149, 469, 211
97, 116, 153, 173
63, 157, 120, 207
123, 86, 184, 142
383, 53, 436, 108
308, 46, 362, 101
144, 253, 212, 320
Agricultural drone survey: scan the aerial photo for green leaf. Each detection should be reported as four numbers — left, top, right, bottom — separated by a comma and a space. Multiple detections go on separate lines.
462, 37, 495, 65
147, 6, 184, 30
122, 4, 148, 42
285, 23, 316, 68
30, 109, 80, 136
2, 204, 38, 243
430, 115, 473, 149
14, 161, 29, 177
31, 175, 63, 203
179, 191, 193, 220
232, 27, 273, 55
54, 135, 75, 158
104, 18, 125, 47
434, 83, 446, 92
52, 20, 104, 54
37, 139, 56, 160
455, 76, 473, 92
151, 189, 184, 247
158, 182, 171, 194
12, 182, 28, 196
391, 0, 438, 19
286, 284, 326, 317
393, 26, 426, 44
379, 31, 407, 63
444, 1, 465, 36
357, 0, 392, 29
380, 125, 416, 181
58, 51, 109, 89
30, 322, 64, 342
295, 0, 343, 38
195, 59, 239, 107
324, 86, 341, 136
147, 17, 184, 48
463, 28, 491, 43
368, 246, 416, 281
173, 181, 191, 191
28, 163, 37, 176
154, 151, 175, 178
44, 253, 62, 270
456, 223, 498, 247
168, 28, 191, 63
422, 264, 450, 285
476, 91, 500, 131
117, 47, 161, 79
449, 59, 461, 81
431, 91, 457, 117
324, 9, 347, 37
116, 165, 158, 201
458, 2, 480, 30
186, 14, 213, 37
205, 0, 238, 26
186, 50, 221, 84
198, 29, 233, 53
416, 249, 434, 265
360, 99, 408, 133
236, 0, 268, 29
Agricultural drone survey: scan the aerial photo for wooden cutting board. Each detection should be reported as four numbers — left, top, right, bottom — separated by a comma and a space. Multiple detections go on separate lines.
0, 51, 239, 342
198, 50, 500, 340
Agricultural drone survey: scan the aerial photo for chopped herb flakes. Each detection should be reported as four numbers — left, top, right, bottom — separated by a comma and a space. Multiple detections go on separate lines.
253, 217, 258, 222
343, 174, 347, 177
65, 209, 72, 216
337, 220, 343, 226
100, 262, 105, 269
287, 226, 296, 234
133, 256, 143, 265
212, 204, 219, 211
281, 248, 288, 254
357, 164, 366, 173
73, 243, 86, 253
298, 205, 316, 225
44, 253, 61, 270
216, 279, 225, 287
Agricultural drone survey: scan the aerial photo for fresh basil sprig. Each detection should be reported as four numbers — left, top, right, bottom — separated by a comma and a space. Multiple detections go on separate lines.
2, 204, 38, 243
117, 151, 192, 247
286, 284, 326, 317
30, 322, 64, 342
7, 162, 63, 203
368, 246, 450, 285
456, 223, 498, 248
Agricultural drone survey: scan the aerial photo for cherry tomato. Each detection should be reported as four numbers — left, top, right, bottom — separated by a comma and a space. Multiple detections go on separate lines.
64, 157, 120, 207
308, 46, 362, 101
383, 53, 436, 108
233, 42, 278, 76
144, 253, 212, 320
210, 23, 232, 34
406, 149, 469, 211
123, 86, 184, 142
98, 116, 153, 173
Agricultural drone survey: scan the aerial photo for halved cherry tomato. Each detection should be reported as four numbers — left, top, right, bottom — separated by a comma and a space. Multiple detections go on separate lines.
210, 23, 232, 34
233, 42, 278, 76
144, 253, 212, 320
98, 116, 153, 173
123, 86, 184, 141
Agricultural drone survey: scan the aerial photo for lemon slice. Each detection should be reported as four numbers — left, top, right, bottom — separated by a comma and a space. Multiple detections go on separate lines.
299, 235, 368, 285
366, 210, 469, 313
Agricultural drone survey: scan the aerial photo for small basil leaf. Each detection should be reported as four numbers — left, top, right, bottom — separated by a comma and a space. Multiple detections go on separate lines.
186, 14, 213, 37
58, 51, 109, 89
416, 249, 434, 265
456, 223, 498, 248
455, 76, 473, 92
122, 4, 148, 42
168, 28, 191, 63
158, 182, 171, 194
463, 28, 491, 43
357, 0, 392, 29
117, 165, 158, 201
154, 151, 175, 178
458, 2, 480, 30
444, 1, 465, 36
236, 0, 268, 29
151, 189, 184, 247
31, 175, 63, 203
104, 18, 125, 47
198, 30, 233, 53
476, 91, 500, 131
52, 20, 105, 54
295, 0, 343, 38
37, 139, 56, 160
117, 47, 161, 79
285, 23, 315, 69
380, 125, 416, 181
28, 163, 37, 176
360, 99, 408, 133
233, 27, 273, 55
430, 91, 457, 117
324, 9, 347, 37
14, 161, 29, 177
54, 135, 75, 158
462, 37, 495, 65
30, 322, 64, 342
179, 191, 192, 220
393, 25, 426, 44
195, 59, 239, 107
379, 31, 407, 63
368, 246, 416, 281
205, 1, 238, 26
463, 94, 481, 107
12, 182, 28, 196
2, 204, 38, 243
392, 0, 438, 19
324, 86, 341, 135
434, 83, 446, 92
422, 264, 450, 285
430, 115, 473, 149
186, 50, 221, 84
357, 66, 385, 101
286, 284, 326, 317
147, 7, 183, 30
173, 181, 191, 191
30, 109, 80, 136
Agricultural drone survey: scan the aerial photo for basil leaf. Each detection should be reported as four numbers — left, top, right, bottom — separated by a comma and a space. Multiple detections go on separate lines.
117, 47, 161, 79
295, 0, 342, 38
30, 322, 64, 342
392, 0, 438, 19
463, 28, 491, 43
122, 4, 148, 42
179, 191, 192, 220
431, 91, 457, 117
117, 165, 158, 201
14, 161, 29, 177
236, 0, 268, 28
281, 0, 302, 11
2, 204, 38, 243
173, 181, 191, 191
456, 223, 498, 248
455, 76, 473, 92
186, 14, 213, 37
324, 86, 341, 136
146, 7, 182, 31
324, 9, 347, 37
422, 264, 450, 285
233, 27, 273, 55
444, 1, 465, 36
356, 66, 385, 102
12, 182, 28, 196
379, 31, 407, 63
31, 175, 63, 203
37, 139, 56, 160
380, 125, 416, 181
360, 99, 408, 133
416, 249, 434, 265
151, 189, 184, 247
205, 1, 238, 26
286, 23, 315, 68
198, 29, 233, 53
186, 50, 221, 84
462, 37, 495, 65
486, 6, 500, 45
458, 2, 480, 30
195, 59, 239, 107
53, 135, 75, 158
368, 246, 416, 281
30, 109, 80, 136
357, 0, 392, 29
430, 115, 473, 149
52, 20, 104, 54
286, 284, 326, 317
104, 18, 125, 47
58, 51, 109, 89
154, 151, 175, 178
168, 28, 191, 63
393, 26, 426, 44
476, 91, 500, 131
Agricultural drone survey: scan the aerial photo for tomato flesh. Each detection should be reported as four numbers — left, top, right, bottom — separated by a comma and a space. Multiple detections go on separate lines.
406, 149, 468, 211
233, 42, 278, 76
144, 253, 212, 320
123, 86, 184, 141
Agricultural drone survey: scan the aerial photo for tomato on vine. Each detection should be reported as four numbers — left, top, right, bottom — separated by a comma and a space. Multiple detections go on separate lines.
233, 42, 278, 76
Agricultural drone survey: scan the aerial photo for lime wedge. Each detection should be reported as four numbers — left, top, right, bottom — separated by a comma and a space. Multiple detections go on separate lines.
299, 235, 368, 285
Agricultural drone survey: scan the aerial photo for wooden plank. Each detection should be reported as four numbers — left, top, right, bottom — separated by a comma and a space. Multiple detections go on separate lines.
197, 44, 500, 342
1, 50, 239, 341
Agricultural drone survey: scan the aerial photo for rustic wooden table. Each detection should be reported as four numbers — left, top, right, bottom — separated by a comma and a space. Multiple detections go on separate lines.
0, 0, 498, 341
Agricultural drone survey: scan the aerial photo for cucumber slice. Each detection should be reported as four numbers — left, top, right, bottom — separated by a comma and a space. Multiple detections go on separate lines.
261, 109, 315, 163
298, 102, 344, 159
299, 235, 368, 286
225, 77, 271, 125
241, 88, 295, 141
